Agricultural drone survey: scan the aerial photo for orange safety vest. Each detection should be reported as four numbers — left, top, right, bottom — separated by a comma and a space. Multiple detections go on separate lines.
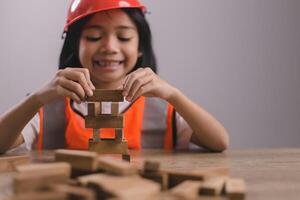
37, 97, 175, 150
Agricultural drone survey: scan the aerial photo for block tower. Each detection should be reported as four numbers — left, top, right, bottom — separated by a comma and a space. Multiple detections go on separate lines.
85, 89, 130, 160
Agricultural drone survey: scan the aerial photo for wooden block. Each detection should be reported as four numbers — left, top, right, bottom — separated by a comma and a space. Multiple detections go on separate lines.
95, 102, 101, 115
140, 171, 168, 191
92, 129, 100, 142
170, 180, 202, 199
225, 178, 246, 200
0, 155, 29, 172
55, 149, 98, 172
201, 167, 230, 178
16, 162, 70, 175
85, 89, 124, 102
115, 128, 123, 142
7, 191, 67, 200
85, 115, 123, 129
111, 102, 119, 115
122, 154, 131, 162
87, 103, 95, 117
50, 184, 96, 200
87, 103, 101, 117
89, 139, 128, 154
97, 156, 138, 176
143, 160, 160, 173
163, 167, 228, 189
199, 176, 226, 196
163, 170, 205, 189
77, 174, 160, 199
14, 166, 70, 193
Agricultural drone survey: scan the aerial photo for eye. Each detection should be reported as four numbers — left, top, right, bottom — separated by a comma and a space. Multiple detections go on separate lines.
118, 37, 131, 42
86, 36, 101, 42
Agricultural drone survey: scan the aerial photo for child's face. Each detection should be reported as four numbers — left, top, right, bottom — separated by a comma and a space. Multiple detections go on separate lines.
79, 9, 140, 88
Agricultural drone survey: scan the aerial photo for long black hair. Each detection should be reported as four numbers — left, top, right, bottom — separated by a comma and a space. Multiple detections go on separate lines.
59, 8, 157, 73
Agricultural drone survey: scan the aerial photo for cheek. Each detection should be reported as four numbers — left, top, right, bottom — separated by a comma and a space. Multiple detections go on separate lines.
79, 41, 87, 65
79, 40, 94, 67
126, 41, 140, 63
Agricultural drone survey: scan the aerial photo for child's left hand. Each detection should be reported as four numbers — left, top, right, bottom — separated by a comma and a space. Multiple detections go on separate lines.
122, 67, 175, 102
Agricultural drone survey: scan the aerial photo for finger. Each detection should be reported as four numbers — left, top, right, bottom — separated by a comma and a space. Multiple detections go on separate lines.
63, 69, 93, 97
122, 68, 143, 88
130, 84, 151, 102
57, 76, 86, 100
122, 75, 130, 96
126, 75, 152, 102
57, 85, 82, 104
123, 68, 148, 98
73, 68, 96, 90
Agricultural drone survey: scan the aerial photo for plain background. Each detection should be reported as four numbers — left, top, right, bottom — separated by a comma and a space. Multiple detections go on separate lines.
0, 0, 299, 148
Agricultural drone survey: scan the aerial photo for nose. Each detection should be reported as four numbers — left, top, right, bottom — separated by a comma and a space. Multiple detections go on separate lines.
99, 35, 119, 55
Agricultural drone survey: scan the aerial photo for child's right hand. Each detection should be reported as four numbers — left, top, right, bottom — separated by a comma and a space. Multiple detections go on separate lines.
35, 68, 95, 105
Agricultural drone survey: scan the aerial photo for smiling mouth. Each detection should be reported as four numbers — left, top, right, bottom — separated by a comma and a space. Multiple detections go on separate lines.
93, 60, 123, 68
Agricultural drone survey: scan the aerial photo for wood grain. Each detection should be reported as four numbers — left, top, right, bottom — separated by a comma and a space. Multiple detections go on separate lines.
54, 149, 98, 172
77, 174, 160, 199
88, 139, 128, 154
85, 89, 124, 102
0, 155, 29, 172
85, 115, 123, 129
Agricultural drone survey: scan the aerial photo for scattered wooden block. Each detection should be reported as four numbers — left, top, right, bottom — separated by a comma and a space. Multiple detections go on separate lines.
50, 184, 96, 200
85, 115, 123, 129
170, 180, 202, 199
54, 149, 98, 172
0, 155, 29, 172
14, 167, 70, 193
16, 162, 71, 177
111, 102, 119, 115
7, 191, 67, 200
85, 89, 124, 102
140, 171, 168, 191
199, 176, 226, 196
77, 174, 160, 199
122, 154, 131, 162
143, 160, 160, 173
163, 170, 205, 189
201, 167, 229, 178
163, 167, 229, 189
97, 156, 138, 176
89, 139, 128, 154
225, 178, 246, 200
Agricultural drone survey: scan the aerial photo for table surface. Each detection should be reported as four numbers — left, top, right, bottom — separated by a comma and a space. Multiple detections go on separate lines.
1, 148, 300, 200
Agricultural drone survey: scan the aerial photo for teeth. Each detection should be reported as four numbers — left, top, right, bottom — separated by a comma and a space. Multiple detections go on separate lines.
94, 61, 121, 67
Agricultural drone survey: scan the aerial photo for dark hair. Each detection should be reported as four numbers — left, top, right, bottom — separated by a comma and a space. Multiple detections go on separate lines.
59, 8, 157, 73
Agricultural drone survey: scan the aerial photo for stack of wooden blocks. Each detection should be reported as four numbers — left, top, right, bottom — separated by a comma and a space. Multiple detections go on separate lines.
85, 89, 130, 160
8, 149, 246, 200
3, 89, 247, 199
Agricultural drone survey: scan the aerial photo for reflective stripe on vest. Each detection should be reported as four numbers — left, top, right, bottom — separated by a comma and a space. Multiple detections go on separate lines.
38, 99, 67, 150
38, 97, 175, 150
141, 98, 168, 148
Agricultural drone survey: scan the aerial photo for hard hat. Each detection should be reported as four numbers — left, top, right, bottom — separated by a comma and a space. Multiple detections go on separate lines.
64, 0, 147, 31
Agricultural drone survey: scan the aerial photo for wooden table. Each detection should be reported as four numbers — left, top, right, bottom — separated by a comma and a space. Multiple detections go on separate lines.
1, 148, 300, 200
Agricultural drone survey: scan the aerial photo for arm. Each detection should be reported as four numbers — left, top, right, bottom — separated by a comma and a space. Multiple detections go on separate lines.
122, 68, 229, 152
0, 68, 95, 153
0, 94, 42, 153
167, 88, 229, 152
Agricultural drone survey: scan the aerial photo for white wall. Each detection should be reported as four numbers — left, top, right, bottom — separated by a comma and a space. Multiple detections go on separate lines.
1, 0, 300, 148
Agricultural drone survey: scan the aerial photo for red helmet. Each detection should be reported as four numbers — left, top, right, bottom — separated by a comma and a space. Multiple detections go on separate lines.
64, 0, 147, 31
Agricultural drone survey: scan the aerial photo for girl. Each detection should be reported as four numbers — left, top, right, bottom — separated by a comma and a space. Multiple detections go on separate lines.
0, 0, 229, 153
